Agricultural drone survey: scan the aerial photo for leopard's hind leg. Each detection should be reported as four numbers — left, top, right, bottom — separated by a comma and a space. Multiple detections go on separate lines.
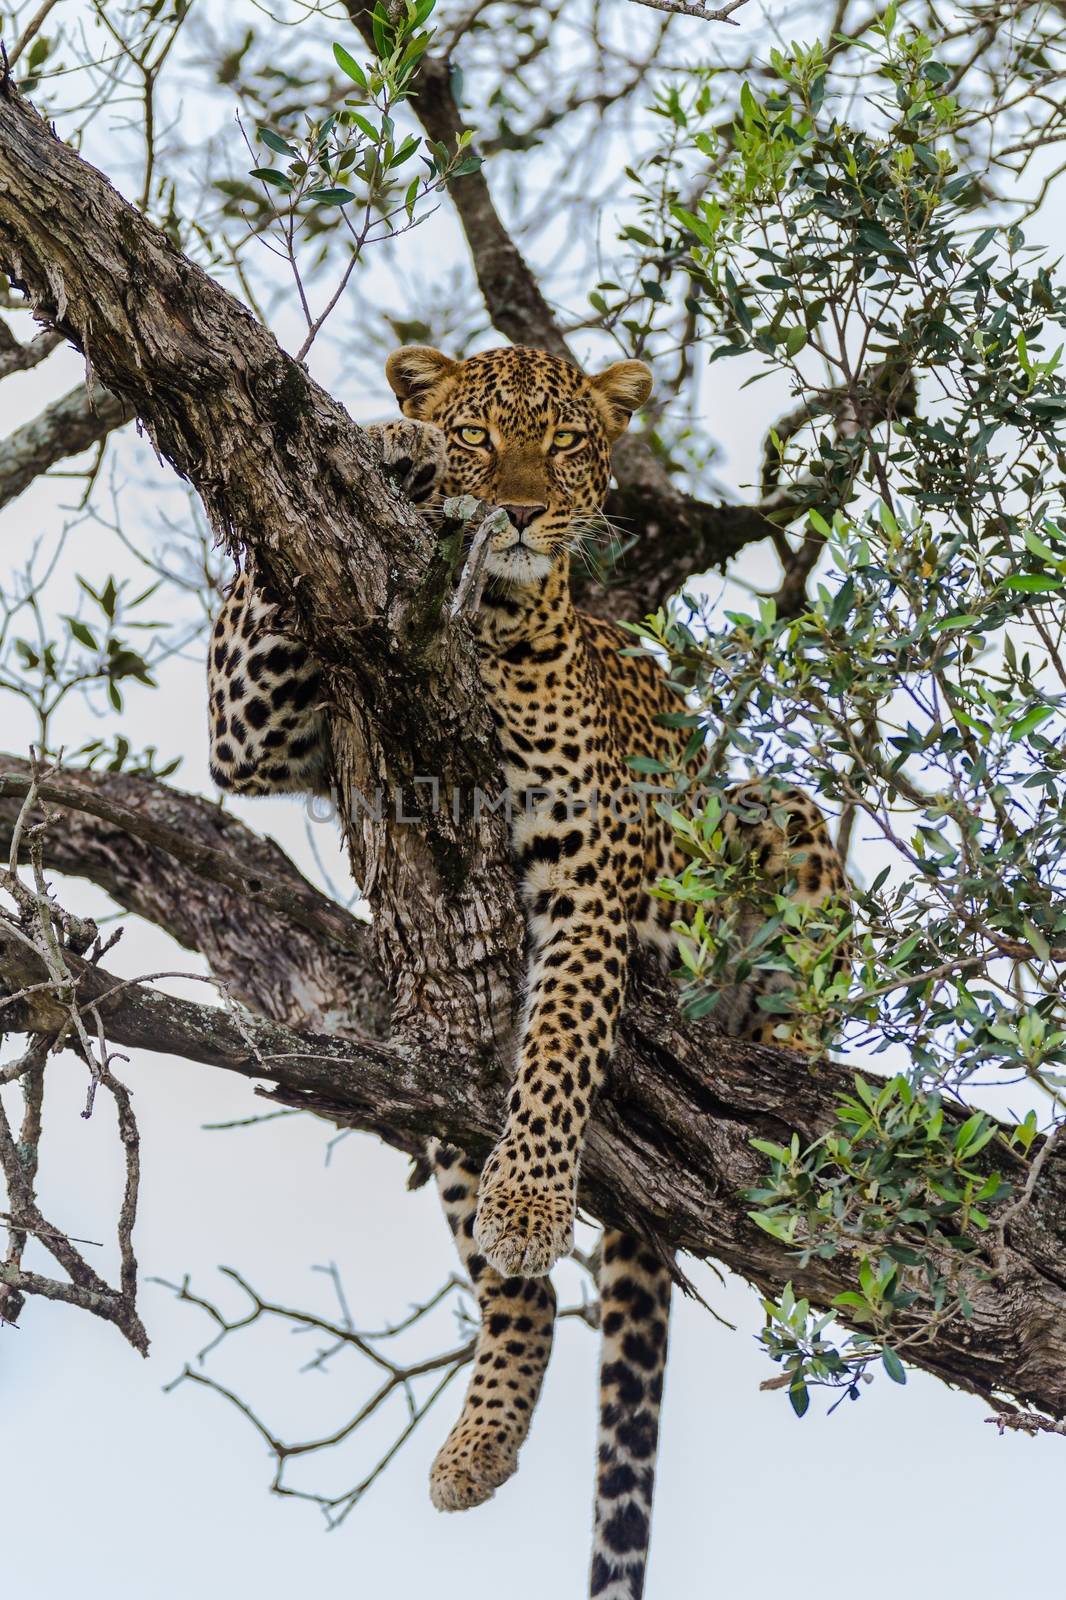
429, 1140, 556, 1511
206, 417, 445, 799
208, 568, 331, 796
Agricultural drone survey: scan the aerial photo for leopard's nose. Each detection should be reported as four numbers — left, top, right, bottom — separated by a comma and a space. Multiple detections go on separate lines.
500, 503, 547, 531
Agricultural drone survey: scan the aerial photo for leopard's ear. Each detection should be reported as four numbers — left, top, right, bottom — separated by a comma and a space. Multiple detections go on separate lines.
588, 359, 653, 439
385, 346, 457, 417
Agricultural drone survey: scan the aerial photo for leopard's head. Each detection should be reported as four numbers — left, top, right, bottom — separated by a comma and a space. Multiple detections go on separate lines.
385, 344, 651, 586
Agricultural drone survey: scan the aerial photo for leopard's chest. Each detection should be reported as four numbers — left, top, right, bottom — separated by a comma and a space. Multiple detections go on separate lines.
477, 634, 615, 805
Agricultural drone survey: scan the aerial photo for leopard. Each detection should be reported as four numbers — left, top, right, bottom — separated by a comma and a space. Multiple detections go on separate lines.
207, 343, 849, 1600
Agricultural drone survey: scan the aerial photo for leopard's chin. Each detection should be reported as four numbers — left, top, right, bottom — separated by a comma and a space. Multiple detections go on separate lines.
484, 545, 555, 586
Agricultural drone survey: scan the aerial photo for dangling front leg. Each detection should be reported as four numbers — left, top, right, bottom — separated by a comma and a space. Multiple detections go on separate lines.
428, 1141, 556, 1510
475, 882, 628, 1278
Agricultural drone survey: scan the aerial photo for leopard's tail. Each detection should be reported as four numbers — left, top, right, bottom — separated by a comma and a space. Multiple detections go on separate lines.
589, 1230, 673, 1600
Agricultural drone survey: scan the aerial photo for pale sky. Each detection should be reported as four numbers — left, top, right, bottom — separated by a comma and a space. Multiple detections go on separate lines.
2, 4, 1065, 1596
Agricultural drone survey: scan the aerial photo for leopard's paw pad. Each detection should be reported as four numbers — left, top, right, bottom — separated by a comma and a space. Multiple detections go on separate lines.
474, 1177, 574, 1278
430, 1432, 517, 1512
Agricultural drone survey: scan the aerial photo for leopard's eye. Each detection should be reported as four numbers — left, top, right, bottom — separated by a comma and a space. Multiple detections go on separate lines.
457, 425, 490, 447
552, 429, 582, 450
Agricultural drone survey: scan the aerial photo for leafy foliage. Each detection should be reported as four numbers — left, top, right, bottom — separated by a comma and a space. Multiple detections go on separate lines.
748, 1072, 1018, 1404
0, 560, 183, 775
613, 13, 1066, 1406
243, 3, 480, 252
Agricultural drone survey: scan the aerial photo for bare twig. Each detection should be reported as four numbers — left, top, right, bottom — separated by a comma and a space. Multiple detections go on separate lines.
987, 1407, 1066, 1440
994, 1123, 1065, 1270
155, 1259, 602, 1522
448, 501, 510, 620
627, 0, 749, 20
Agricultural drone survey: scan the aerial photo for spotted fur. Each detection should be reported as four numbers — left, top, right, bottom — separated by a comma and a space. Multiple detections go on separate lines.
428, 1140, 556, 1510
206, 344, 848, 1598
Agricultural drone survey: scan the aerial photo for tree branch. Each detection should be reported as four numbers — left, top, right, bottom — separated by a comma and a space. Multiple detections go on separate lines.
0, 318, 61, 377
3, 917, 1066, 1420
0, 753, 388, 1037
627, 0, 749, 21
0, 380, 133, 510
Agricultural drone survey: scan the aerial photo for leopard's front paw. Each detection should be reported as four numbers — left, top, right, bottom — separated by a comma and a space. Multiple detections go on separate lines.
430, 1428, 518, 1512
474, 1152, 574, 1278
367, 418, 447, 505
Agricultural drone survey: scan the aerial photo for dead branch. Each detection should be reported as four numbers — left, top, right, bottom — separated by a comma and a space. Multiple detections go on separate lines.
628, 0, 750, 20
0, 767, 146, 1350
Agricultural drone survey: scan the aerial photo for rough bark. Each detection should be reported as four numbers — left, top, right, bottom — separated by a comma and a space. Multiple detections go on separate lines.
0, 754, 387, 1036
2, 81, 1065, 1427
0, 79, 522, 1063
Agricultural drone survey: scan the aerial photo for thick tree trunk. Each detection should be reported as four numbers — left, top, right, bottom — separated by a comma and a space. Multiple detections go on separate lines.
0, 79, 522, 1065
2, 82, 1065, 1426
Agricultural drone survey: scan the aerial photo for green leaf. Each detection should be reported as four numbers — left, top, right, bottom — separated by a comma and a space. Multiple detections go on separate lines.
739, 82, 761, 125
882, 1347, 906, 1384
954, 1112, 986, 1154
1004, 574, 1063, 593
333, 42, 368, 87
828, 576, 855, 629
251, 168, 294, 192
748, 1211, 795, 1242
1009, 706, 1055, 743
259, 128, 297, 158
750, 1138, 789, 1162
671, 203, 715, 245
788, 1380, 810, 1417
348, 110, 379, 142
64, 617, 98, 651
1023, 527, 1061, 564
371, 2, 392, 57
307, 187, 357, 205
389, 134, 421, 169
832, 1291, 872, 1312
